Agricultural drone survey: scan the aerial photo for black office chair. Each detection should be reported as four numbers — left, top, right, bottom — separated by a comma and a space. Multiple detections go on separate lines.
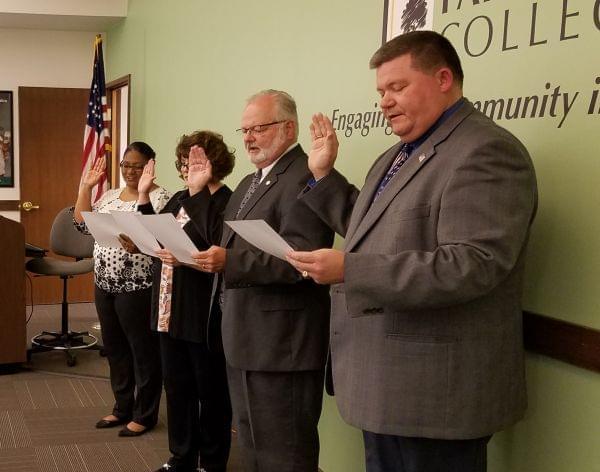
26, 207, 98, 366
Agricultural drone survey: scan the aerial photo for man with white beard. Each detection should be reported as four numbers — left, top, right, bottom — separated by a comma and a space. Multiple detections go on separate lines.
194, 90, 333, 471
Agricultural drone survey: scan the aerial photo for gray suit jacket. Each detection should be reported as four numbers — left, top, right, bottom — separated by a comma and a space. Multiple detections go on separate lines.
219, 145, 334, 372
301, 100, 538, 439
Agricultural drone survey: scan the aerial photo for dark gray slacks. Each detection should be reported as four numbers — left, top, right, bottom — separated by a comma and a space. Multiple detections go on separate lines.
363, 431, 492, 472
160, 333, 232, 472
226, 365, 325, 472
94, 285, 162, 427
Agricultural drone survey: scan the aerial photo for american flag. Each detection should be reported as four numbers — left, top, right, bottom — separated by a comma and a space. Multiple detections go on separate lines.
80, 34, 111, 203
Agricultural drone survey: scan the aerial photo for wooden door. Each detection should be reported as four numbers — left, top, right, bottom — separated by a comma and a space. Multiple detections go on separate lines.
19, 87, 95, 304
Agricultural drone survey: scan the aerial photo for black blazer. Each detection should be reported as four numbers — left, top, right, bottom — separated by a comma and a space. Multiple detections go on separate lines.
218, 145, 334, 371
139, 186, 232, 347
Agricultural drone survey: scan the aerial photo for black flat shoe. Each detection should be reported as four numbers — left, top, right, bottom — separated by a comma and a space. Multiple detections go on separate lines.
95, 417, 129, 429
118, 425, 152, 437
153, 464, 198, 472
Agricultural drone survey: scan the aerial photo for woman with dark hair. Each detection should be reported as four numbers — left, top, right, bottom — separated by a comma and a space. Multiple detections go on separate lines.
74, 142, 171, 437
134, 131, 235, 472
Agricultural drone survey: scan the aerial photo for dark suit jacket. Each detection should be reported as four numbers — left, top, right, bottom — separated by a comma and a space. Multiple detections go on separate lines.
219, 144, 334, 372
301, 100, 538, 439
139, 186, 231, 347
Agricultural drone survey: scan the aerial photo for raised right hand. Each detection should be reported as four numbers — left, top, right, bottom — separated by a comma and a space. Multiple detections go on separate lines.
81, 156, 106, 189
187, 145, 212, 195
138, 159, 156, 194
308, 113, 339, 180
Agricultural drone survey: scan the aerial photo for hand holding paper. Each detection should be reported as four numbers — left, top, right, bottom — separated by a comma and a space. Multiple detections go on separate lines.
136, 213, 199, 264
286, 248, 345, 285
192, 245, 226, 273
117, 233, 139, 254
111, 211, 160, 257
155, 248, 181, 267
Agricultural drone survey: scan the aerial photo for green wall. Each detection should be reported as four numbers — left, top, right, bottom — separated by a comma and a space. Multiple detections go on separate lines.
106, 1, 600, 470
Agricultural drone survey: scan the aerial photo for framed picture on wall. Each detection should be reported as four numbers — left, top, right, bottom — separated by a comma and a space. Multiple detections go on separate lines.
0, 91, 15, 187
382, 0, 434, 44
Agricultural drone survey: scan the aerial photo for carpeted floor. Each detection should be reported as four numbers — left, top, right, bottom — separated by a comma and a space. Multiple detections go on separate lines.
0, 370, 170, 472
0, 302, 242, 472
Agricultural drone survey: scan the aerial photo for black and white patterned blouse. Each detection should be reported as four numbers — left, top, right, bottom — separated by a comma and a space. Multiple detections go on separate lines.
76, 187, 172, 293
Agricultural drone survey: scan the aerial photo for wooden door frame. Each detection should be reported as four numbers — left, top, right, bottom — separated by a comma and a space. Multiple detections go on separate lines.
106, 75, 131, 188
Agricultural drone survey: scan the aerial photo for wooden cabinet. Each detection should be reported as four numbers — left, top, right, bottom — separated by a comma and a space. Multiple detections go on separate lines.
0, 216, 26, 364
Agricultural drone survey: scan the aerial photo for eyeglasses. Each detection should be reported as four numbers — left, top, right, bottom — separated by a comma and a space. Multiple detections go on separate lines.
175, 159, 189, 171
120, 162, 145, 171
236, 120, 286, 135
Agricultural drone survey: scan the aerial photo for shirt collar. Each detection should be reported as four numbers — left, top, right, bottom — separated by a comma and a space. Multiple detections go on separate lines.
405, 98, 464, 155
259, 142, 298, 182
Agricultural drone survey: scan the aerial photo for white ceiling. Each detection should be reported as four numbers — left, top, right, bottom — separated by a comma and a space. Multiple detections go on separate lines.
0, 0, 127, 32
0, 12, 124, 31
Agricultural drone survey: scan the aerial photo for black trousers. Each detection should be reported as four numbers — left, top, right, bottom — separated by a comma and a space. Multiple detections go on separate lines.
226, 365, 325, 472
94, 285, 162, 427
363, 431, 492, 472
160, 333, 232, 472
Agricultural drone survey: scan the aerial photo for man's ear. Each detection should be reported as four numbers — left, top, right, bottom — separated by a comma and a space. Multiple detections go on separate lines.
436, 67, 454, 93
286, 120, 297, 139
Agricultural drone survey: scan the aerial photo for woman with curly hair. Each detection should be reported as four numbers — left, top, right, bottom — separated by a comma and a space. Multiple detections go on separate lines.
134, 131, 235, 472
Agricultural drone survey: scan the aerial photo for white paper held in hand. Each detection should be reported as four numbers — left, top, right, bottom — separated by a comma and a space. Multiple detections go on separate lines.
225, 219, 293, 260
81, 211, 123, 248
135, 213, 198, 264
109, 211, 161, 257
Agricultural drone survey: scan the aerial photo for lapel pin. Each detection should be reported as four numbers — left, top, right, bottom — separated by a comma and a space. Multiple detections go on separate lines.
418, 154, 426, 163
265, 180, 271, 186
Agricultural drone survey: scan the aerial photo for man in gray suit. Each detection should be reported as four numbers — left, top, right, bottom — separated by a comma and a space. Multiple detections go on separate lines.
287, 31, 538, 472
195, 90, 333, 471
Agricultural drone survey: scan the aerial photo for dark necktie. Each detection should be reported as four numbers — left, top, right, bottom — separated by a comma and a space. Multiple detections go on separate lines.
235, 169, 262, 219
219, 169, 262, 308
373, 143, 411, 202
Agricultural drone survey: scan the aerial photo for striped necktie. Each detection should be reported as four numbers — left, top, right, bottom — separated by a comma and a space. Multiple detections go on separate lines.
373, 144, 411, 202
235, 169, 262, 219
